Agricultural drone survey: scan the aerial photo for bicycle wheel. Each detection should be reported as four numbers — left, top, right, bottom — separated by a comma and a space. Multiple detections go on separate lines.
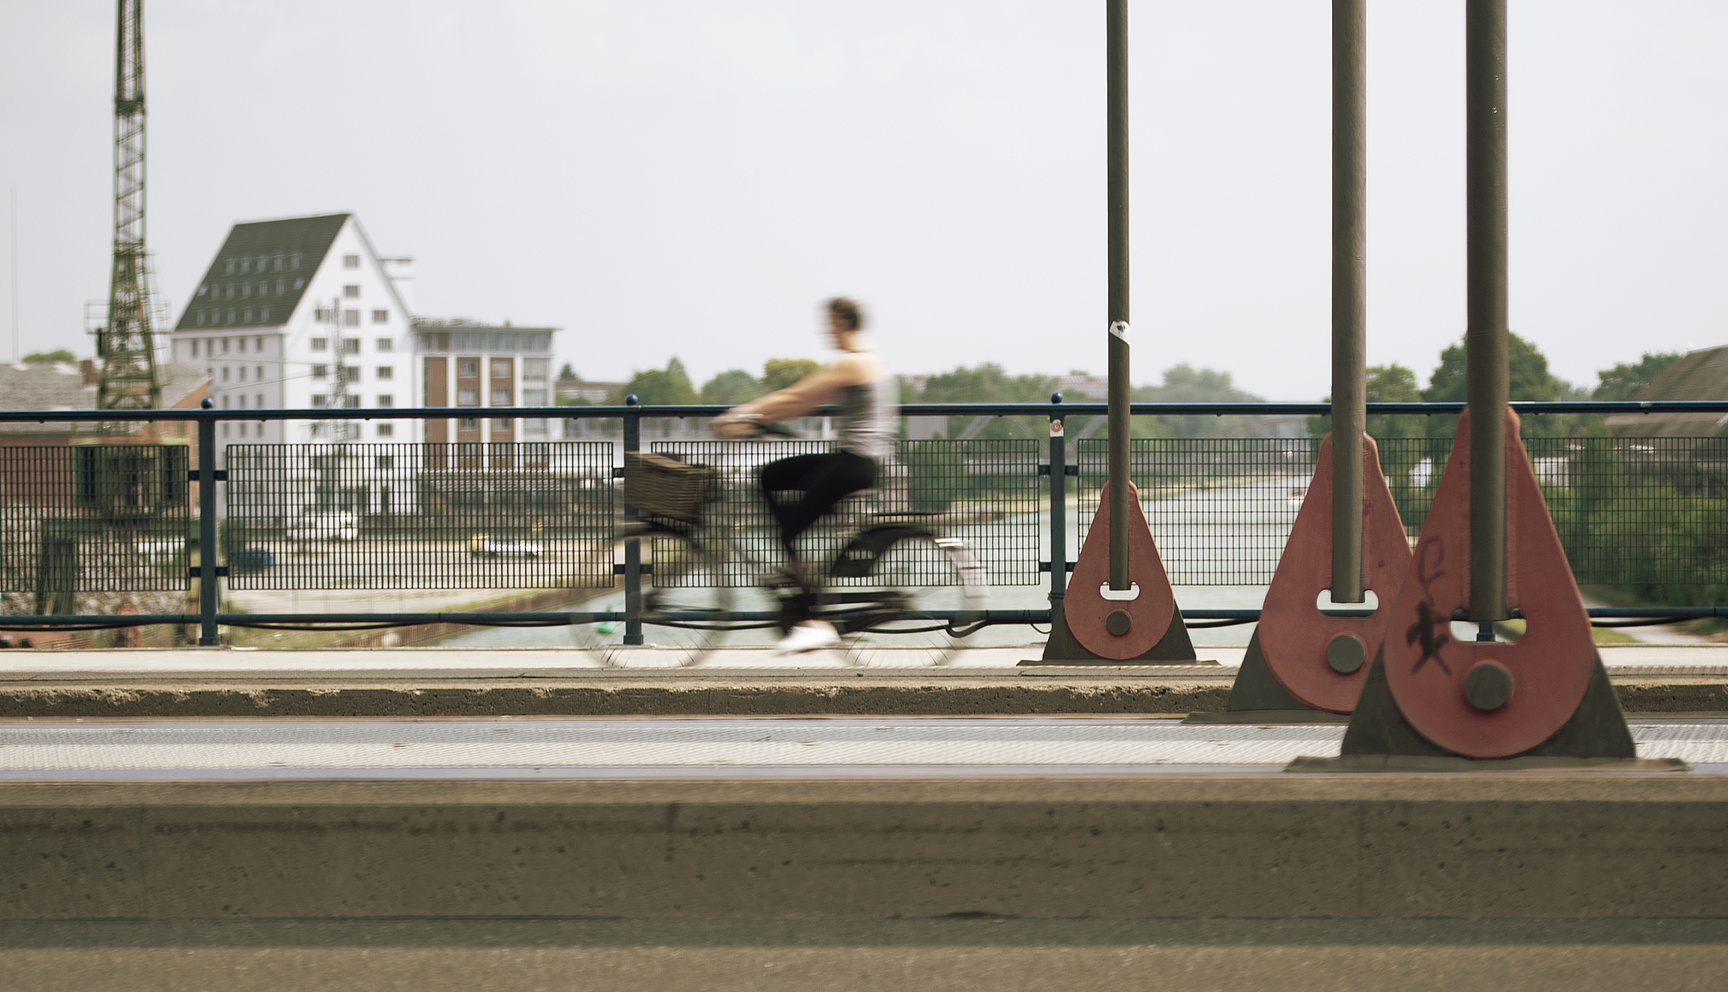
579, 528, 735, 668
841, 531, 985, 668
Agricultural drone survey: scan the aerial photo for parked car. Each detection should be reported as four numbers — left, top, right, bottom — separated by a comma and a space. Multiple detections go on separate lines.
228, 546, 276, 574
469, 534, 544, 559
288, 511, 358, 542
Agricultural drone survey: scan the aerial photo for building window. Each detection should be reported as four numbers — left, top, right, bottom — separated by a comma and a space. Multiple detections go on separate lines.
491, 358, 513, 379
225, 284, 235, 299
294, 277, 305, 289
522, 388, 547, 406
189, 340, 198, 358
222, 338, 231, 353
458, 419, 479, 430
522, 357, 549, 381
457, 359, 479, 378
222, 423, 230, 438
371, 309, 388, 324
238, 338, 247, 354
196, 285, 207, 297
343, 284, 360, 298
309, 423, 325, 438
273, 255, 284, 271
343, 254, 360, 269
376, 366, 393, 381
376, 337, 394, 352
344, 396, 361, 409
221, 367, 230, 382
376, 395, 394, 408
312, 365, 327, 378
311, 337, 328, 351
241, 283, 250, 299
240, 258, 250, 274
225, 259, 236, 275
523, 419, 549, 437
195, 312, 205, 326
458, 388, 479, 406
255, 337, 264, 351
343, 338, 361, 354
341, 366, 361, 384
256, 256, 267, 271
256, 393, 264, 409
312, 395, 328, 408
290, 253, 301, 270
315, 307, 332, 322
238, 367, 247, 382
344, 310, 360, 327
377, 423, 394, 438
242, 309, 253, 322
258, 281, 268, 295
237, 394, 246, 409
256, 365, 264, 380
491, 388, 512, 406
237, 423, 246, 439
260, 307, 270, 322
276, 280, 286, 294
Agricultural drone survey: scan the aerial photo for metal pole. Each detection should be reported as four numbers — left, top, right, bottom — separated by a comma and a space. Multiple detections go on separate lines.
1106, 0, 1131, 592
1466, 0, 1509, 622
1330, 0, 1367, 603
622, 394, 643, 645
1048, 393, 1068, 607
196, 401, 218, 645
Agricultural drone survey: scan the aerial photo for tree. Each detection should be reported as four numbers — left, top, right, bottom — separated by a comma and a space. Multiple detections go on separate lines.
23, 349, 75, 364
1593, 352, 1683, 401
761, 358, 820, 393
1421, 332, 1572, 438
612, 357, 697, 405
557, 363, 577, 381
1133, 364, 1265, 439
909, 363, 1054, 440
700, 369, 762, 405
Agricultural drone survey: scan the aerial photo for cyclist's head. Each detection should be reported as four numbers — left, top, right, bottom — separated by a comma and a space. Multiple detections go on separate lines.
826, 297, 864, 332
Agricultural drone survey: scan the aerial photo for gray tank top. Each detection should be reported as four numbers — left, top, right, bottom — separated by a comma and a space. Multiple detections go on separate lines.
835, 369, 898, 462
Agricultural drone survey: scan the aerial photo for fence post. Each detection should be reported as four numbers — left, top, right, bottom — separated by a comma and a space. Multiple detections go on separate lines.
622, 395, 644, 645
196, 399, 219, 645
1048, 392, 1068, 610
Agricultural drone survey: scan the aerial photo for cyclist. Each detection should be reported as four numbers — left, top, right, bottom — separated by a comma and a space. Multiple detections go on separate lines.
712, 297, 898, 653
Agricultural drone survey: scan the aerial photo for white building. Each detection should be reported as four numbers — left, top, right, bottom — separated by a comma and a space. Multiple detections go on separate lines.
170, 213, 417, 446
414, 318, 559, 466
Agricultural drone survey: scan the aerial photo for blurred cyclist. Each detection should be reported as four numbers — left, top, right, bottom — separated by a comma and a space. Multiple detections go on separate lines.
712, 297, 898, 654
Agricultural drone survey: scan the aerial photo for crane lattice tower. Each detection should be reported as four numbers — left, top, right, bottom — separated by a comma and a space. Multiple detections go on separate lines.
97, 0, 161, 418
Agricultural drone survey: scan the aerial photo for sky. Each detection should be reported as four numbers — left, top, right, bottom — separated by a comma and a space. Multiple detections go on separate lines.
1, 1, 1724, 401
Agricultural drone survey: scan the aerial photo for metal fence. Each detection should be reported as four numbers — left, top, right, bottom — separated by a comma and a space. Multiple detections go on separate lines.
2, 400, 1726, 643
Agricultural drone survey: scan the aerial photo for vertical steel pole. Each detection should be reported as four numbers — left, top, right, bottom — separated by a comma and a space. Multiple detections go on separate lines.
1330, 0, 1367, 603
622, 395, 644, 645
1048, 393, 1068, 610
1466, 0, 1509, 622
197, 402, 219, 645
1106, 0, 1131, 592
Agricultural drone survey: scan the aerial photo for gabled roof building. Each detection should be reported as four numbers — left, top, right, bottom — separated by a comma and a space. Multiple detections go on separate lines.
171, 213, 417, 448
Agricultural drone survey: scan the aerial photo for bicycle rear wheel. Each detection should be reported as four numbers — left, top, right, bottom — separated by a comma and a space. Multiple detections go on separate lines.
841, 532, 985, 668
579, 529, 734, 668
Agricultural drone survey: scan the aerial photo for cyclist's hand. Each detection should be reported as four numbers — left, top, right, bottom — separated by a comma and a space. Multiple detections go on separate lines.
712, 411, 761, 439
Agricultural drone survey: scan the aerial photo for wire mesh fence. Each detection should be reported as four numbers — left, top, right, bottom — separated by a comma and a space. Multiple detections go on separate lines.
647, 438, 1042, 588
1076, 434, 1728, 594
222, 441, 615, 590
0, 442, 191, 601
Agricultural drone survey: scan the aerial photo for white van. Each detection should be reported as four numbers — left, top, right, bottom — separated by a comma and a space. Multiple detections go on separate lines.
288, 511, 359, 542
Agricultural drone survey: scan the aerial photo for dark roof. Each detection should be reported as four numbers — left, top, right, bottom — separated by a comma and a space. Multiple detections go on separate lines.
0, 361, 208, 432
1604, 345, 1728, 438
174, 213, 349, 332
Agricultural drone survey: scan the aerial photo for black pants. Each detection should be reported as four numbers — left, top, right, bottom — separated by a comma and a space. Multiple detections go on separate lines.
758, 451, 877, 561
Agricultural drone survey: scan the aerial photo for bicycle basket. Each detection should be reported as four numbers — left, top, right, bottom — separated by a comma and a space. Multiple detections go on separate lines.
625, 452, 714, 523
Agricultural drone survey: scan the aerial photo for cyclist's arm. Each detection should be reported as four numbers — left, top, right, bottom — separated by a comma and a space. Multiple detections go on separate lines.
716, 353, 879, 429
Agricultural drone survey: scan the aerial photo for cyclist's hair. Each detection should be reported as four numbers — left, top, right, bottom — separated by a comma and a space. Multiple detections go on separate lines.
826, 297, 864, 331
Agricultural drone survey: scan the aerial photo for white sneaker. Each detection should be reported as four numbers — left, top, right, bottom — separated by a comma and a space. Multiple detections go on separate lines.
772, 622, 840, 655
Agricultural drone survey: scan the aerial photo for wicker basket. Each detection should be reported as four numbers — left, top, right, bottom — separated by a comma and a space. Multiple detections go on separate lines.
625, 452, 714, 523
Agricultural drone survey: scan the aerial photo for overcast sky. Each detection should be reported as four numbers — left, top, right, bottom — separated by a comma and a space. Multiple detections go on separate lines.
1, 1, 1723, 400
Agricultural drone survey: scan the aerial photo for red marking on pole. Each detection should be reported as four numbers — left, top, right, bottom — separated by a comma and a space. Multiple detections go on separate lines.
1382, 410, 1594, 758
1064, 482, 1178, 659
1260, 433, 1413, 713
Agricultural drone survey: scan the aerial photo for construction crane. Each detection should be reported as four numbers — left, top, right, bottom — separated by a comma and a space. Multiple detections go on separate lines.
95, 0, 161, 419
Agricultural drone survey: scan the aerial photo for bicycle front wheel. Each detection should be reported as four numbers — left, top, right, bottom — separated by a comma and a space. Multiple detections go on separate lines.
582, 529, 734, 668
842, 532, 985, 668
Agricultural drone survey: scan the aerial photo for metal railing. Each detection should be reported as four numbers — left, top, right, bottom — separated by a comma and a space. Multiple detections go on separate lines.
3, 398, 1727, 645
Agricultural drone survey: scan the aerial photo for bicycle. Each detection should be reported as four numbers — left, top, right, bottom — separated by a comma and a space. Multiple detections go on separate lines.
577, 424, 987, 667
